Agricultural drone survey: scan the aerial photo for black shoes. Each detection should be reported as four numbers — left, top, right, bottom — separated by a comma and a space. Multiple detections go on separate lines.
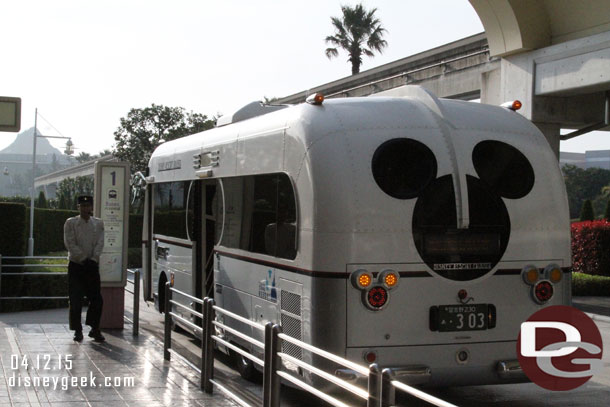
88, 329, 105, 342
73, 331, 83, 342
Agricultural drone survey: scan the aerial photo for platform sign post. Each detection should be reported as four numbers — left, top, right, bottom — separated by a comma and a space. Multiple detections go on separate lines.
94, 161, 130, 328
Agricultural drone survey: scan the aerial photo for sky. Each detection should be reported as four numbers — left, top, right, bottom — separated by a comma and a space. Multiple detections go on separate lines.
0, 0, 606, 155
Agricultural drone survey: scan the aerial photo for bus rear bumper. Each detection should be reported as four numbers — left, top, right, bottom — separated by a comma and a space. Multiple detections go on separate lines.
341, 343, 529, 386
336, 360, 526, 386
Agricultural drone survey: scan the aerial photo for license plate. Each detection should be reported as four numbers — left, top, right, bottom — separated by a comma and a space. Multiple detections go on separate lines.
435, 304, 490, 332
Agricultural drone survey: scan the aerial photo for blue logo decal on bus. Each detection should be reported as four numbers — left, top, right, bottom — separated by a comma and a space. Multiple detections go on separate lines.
258, 269, 277, 302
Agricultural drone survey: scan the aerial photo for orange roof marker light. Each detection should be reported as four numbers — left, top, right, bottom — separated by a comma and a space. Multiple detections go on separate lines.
501, 100, 522, 111
306, 93, 325, 105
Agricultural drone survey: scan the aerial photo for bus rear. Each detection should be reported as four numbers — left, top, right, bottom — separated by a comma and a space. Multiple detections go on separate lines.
298, 90, 570, 386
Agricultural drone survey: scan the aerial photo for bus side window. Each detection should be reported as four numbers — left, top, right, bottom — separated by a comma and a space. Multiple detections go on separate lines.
264, 174, 297, 259
242, 174, 277, 256
219, 174, 297, 260
153, 181, 189, 240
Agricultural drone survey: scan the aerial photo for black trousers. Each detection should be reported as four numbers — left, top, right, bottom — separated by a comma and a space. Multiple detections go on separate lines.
68, 261, 103, 332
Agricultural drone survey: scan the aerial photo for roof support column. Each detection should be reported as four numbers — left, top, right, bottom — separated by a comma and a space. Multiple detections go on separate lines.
533, 122, 560, 160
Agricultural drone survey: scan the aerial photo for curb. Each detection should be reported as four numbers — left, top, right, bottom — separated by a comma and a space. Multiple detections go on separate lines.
584, 313, 610, 324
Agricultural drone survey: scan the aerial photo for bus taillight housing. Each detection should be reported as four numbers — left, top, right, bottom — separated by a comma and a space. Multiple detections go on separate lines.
366, 286, 389, 310
533, 280, 554, 304
351, 270, 373, 289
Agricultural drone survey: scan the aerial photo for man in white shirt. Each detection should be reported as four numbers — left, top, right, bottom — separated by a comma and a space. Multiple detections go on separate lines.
63, 195, 105, 342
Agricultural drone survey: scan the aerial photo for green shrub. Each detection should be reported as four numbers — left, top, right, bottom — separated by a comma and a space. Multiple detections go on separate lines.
29, 210, 143, 255
572, 272, 610, 296
36, 191, 47, 208
128, 247, 142, 268
129, 214, 143, 248
580, 199, 595, 221
30, 208, 78, 255
0, 196, 31, 206
0, 203, 27, 256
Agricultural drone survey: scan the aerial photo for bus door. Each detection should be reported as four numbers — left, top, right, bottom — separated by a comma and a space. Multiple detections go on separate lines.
192, 180, 219, 303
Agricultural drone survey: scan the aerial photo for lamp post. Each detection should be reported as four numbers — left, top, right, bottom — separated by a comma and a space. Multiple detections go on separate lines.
28, 108, 74, 256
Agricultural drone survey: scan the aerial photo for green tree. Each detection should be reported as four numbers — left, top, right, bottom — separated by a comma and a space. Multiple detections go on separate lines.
604, 199, 610, 221
56, 176, 94, 210
75, 152, 92, 163
562, 164, 610, 219
113, 104, 215, 173
36, 191, 47, 208
580, 199, 595, 221
325, 4, 388, 75
58, 194, 67, 210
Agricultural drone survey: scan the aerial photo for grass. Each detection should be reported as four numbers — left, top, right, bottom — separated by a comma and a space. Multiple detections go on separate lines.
22, 251, 69, 273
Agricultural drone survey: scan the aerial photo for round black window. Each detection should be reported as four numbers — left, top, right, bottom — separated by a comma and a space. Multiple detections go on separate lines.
372, 138, 437, 199
472, 140, 535, 199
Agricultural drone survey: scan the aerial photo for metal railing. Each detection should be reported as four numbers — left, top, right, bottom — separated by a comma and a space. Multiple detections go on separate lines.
0, 255, 69, 302
123, 268, 140, 336
162, 282, 458, 407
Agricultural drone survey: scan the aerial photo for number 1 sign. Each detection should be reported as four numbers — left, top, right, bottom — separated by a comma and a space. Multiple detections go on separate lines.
94, 161, 130, 287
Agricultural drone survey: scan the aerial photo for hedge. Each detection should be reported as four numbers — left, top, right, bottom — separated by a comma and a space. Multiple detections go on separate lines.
0, 203, 28, 311
0, 203, 27, 256
571, 220, 610, 277
572, 272, 610, 296
31, 208, 78, 254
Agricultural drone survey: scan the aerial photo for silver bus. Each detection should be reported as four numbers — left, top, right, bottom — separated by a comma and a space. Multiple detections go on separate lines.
139, 86, 570, 386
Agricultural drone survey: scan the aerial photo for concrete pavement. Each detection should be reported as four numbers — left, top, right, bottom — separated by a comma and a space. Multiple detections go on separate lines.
0, 305, 237, 407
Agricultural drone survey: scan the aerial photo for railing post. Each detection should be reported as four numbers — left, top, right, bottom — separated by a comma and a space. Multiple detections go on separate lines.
163, 282, 172, 361
133, 270, 140, 336
268, 324, 282, 407
381, 368, 395, 407
201, 297, 215, 394
368, 363, 381, 407
262, 322, 274, 407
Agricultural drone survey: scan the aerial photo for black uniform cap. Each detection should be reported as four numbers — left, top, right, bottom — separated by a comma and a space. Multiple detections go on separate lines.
77, 195, 93, 205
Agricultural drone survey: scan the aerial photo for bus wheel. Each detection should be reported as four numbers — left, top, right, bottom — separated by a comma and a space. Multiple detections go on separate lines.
231, 345, 257, 381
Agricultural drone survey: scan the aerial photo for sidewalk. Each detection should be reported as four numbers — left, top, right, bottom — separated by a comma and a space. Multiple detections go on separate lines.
1, 294, 609, 407
573, 296, 610, 320
0, 307, 237, 407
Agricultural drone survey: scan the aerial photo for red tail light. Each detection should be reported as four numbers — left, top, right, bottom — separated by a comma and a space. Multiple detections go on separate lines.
533, 280, 553, 304
367, 286, 388, 310
365, 351, 377, 363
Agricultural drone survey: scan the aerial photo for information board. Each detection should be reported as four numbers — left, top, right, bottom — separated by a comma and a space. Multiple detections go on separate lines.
94, 161, 130, 287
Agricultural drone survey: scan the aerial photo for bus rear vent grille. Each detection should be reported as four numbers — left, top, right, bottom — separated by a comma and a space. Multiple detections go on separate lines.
281, 290, 301, 316
281, 313, 302, 360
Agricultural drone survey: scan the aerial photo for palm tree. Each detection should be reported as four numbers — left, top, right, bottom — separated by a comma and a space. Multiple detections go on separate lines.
325, 4, 388, 75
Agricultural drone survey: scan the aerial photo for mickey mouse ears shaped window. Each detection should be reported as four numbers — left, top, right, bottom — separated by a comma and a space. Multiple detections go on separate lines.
472, 140, 535, 199
372, 138, 437, 200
